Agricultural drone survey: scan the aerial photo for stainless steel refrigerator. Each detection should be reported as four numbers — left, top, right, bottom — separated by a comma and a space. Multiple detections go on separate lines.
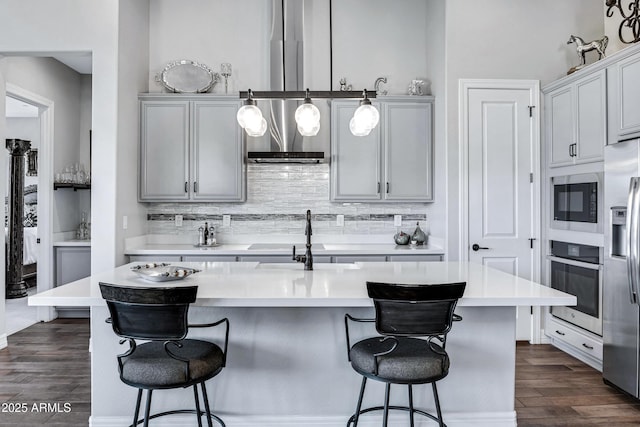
603, 138, 640, 398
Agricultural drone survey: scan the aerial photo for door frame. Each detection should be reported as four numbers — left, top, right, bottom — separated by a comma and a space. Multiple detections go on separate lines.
6, 83, 56, 323
459, 79, 543, 343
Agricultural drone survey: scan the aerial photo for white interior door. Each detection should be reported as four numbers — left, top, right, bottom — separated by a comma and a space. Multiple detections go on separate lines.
463, 81, 540, 341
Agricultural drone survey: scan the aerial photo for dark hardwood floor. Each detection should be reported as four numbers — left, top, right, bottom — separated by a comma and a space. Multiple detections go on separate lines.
2, 320, 640, 426
516, 341, 640, 426
0, 319, 90, 426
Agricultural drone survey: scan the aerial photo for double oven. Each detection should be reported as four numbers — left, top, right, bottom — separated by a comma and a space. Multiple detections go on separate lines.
548, 172, 604, 336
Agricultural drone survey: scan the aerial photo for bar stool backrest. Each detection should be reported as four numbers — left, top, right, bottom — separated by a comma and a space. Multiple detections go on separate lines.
366, 281, 466, 337
99, 283, 198, 341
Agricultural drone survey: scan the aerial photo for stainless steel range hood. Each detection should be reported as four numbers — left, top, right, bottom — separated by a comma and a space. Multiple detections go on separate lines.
247, 0, 327, 163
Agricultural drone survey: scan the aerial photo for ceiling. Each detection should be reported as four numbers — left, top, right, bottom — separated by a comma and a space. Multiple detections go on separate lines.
6, 96, 39, 118
52, 52, 92, 74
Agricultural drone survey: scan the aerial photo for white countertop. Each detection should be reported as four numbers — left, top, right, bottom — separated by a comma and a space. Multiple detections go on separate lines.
125, 242, 444, 256
52, 239, 91, 247
29, 261, 575, 308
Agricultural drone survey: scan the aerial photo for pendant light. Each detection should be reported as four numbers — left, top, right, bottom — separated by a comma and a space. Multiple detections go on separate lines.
294, 89, 321, 136
237, 89, 378, 138
236, 89, 266, 137
349, 89, 379, 136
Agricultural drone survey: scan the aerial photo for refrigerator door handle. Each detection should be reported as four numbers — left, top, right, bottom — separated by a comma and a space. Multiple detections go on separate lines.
626, 177, 640, 305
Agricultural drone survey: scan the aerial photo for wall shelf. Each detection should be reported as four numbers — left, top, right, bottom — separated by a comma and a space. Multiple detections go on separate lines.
53, 183, 91, 191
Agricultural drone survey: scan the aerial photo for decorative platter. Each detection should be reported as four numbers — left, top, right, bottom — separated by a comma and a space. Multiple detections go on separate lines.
157, 60, 220, 93
130, 263, 201, 282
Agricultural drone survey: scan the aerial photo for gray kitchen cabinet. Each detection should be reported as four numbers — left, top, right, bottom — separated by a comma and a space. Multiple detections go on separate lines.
333, 255, 387, 263
330, 97, 434, 202
330, 101, 382, 200
238, 255, 332, 263
182, 255, 239, 262
55, 247, 92, 286
387, 254, 443, 262
54, 246, 91, 318
129, 255, 183, 263
546, 69, 606, 167
608, 51, 640, 142
139, 95, 245, 202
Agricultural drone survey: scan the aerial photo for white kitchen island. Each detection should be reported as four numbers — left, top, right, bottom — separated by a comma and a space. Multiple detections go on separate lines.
29, 261, 575, 427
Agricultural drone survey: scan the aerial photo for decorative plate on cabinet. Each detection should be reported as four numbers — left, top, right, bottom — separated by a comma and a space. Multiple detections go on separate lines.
156, 60, 220, 93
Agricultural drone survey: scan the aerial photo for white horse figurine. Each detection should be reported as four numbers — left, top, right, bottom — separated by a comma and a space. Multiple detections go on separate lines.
567, 35, 608, 66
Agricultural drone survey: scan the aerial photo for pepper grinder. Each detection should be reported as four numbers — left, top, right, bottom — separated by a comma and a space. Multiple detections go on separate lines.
198, 226, 205, 245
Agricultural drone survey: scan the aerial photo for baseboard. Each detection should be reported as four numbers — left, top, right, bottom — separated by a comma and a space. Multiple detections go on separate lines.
90, 411, 517, 427
550, 338, 602, 371
0, 333, 7, 350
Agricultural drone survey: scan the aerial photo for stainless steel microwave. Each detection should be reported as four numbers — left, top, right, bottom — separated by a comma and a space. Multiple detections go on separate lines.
551, 173, 603, 233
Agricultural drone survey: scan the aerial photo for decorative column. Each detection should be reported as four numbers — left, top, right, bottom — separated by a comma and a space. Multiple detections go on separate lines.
6, 139, 31, 299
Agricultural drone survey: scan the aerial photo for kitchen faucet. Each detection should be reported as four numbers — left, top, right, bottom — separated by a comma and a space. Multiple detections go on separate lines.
292, 209, 313, 270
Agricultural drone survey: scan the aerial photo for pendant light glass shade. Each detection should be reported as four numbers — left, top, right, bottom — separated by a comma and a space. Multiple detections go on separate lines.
295, 90, 321, 136
236, 89, 265, 136
298, 122, 320, 137
349, 117, 372, 137
350, 90, 379, 136
245, 117, 268, 137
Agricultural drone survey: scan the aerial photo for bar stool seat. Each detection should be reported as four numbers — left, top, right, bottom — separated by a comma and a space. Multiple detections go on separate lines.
119, 340, 224, 388
349, 336, 449, 384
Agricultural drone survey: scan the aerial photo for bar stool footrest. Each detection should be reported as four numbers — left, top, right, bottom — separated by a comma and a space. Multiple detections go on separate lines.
347, 405, 445, 427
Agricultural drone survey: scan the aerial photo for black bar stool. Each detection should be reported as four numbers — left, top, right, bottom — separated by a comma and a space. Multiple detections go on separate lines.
344, 281, 466, 427
99, 283, 229, 427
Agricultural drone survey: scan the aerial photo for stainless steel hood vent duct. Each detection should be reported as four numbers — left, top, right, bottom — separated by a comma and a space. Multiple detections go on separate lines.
246, 0, 322, 163
244, 0, 376, 164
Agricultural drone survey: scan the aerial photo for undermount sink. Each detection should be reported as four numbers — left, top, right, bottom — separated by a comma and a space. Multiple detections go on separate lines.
255, 263, 359, 270
248, 243, 325, 250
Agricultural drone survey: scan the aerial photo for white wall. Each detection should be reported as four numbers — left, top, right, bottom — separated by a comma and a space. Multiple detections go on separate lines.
1, 57, 85, 232
115, 0, 150, 266
148, 0, 270, 93
0, 0, 122, 342
331, 0, 429, 94
443, 0, 604, 260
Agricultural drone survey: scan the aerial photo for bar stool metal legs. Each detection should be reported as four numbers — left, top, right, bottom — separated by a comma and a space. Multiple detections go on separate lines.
347, 381, 447, 427
128, 384, 226, 427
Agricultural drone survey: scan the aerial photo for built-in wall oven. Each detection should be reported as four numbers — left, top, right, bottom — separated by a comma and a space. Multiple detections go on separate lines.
551, 172, 603, 233
549, 240, 603, 335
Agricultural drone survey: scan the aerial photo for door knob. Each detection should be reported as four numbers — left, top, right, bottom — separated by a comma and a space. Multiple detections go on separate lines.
472, 243, 489, 251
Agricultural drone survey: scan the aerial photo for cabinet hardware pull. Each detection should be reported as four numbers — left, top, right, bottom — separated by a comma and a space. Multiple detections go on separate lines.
194, 182, 198, 193
184, 182, 188, 193
582, 343, 594, 350
386, 182, 390, 194
555, 330, 565, 336
377, 182, 380, 194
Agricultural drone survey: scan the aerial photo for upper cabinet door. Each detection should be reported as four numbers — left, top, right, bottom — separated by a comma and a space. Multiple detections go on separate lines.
546, 69, 605, 167
547, 86, 574, 167
191, 100, 245, 201
384, 100, 433, 201
139, 100, 190, 201
575, 70, 606, 162
330, 100, 381, 201
609, 52, 640, 142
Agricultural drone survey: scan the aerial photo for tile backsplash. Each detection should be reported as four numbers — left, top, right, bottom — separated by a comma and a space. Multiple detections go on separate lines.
146, 164, 431, 240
